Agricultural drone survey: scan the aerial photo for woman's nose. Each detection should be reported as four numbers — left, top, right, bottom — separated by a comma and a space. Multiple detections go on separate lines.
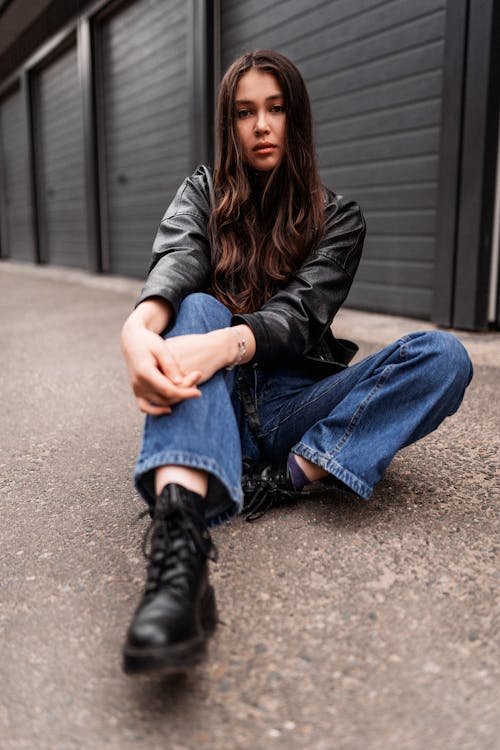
254, 110, 270, 134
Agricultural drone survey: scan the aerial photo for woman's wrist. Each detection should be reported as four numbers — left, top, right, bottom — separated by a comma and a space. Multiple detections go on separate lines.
204, 325, 255, 371
124, 297, 172, 335
226, 328, 247, 370
224, 324, 255, 368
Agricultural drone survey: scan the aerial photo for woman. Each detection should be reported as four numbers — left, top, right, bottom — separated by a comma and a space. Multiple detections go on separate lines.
120, 50, 472, 676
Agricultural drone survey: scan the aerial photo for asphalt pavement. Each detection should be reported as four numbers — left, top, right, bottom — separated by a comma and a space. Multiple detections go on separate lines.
1, 260, 499, 750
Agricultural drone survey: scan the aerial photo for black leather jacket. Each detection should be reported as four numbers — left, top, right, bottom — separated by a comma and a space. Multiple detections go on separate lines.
137, 165, 366, 376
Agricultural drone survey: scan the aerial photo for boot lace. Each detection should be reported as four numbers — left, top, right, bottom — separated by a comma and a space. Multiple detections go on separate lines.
139, 503, 218, 597
242, 462, 299, 522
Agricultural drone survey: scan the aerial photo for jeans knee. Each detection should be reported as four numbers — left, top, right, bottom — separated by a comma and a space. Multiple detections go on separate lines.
181, 292, 224, 314
174, 293, 232, 334
416, 330, 473, 392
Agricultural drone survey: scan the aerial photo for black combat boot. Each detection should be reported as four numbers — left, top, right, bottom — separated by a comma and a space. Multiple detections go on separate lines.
242, 459, 300, 521
242, 458, 349, 521
122, 483, 218, 675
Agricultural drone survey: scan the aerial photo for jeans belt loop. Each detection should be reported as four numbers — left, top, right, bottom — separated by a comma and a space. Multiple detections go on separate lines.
236, 368, 262, 439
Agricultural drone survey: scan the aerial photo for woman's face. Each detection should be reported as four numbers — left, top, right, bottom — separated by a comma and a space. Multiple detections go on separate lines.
234, 68, 286, 173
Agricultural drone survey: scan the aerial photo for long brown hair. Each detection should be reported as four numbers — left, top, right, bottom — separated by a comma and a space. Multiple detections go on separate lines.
209, 50, 325, 314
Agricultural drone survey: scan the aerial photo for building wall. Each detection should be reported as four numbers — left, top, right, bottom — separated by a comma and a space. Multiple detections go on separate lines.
222, 0, 447, 318
95, 0, 192, 277
32, 40, 90, 268
0, 83, 33, 261
0, 0, 498, 327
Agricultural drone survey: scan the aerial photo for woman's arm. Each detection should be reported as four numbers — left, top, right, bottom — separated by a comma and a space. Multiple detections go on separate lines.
121, 297, 203, 415
135, 167, 213, 321
121, 168, 215, 415
121, 297, 256, 415
232, 193, 366, 365
163, 324, 256, 383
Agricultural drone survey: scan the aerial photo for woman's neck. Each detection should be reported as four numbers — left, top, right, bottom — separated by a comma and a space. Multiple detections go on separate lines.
249, 168, 271, 190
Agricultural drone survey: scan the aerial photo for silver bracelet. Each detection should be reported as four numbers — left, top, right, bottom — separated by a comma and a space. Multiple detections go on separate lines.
226, 329, 247, 370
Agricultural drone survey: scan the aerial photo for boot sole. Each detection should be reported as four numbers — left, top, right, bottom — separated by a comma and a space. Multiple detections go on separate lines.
122, 585, 218, 676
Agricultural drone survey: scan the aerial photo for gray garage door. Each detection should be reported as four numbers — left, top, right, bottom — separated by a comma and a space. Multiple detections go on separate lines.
97, 0, 192, 278
0, 88, 34, 261
222, 0, 447, 318
32, 43, 89, 269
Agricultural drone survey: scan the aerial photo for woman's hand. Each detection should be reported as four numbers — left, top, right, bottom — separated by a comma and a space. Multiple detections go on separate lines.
165, 324, 257, 383
162, 332, 228, 384
121, 298, 256, 415
121, 299, 202, 416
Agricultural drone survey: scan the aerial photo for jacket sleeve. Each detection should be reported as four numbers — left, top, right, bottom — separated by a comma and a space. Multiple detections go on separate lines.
232, 192, 366, 364
135, 167, 212, 318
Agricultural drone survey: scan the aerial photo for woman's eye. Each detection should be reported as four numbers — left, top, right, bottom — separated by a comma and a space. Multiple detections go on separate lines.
237, 109, 252, 119
271, 105, 286, 113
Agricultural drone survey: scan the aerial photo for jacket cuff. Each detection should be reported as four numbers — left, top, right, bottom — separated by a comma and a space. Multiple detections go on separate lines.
231, 312, 283, 364
135, 284, 180, 321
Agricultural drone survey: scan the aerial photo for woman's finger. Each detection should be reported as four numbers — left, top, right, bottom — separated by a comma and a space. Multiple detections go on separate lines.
180, 370, 203, 387
134, 371, 202, 411
136, 397, 172, 415
157, 340, 184, 384
135, 366, 200, 403
141, 392, 172, 407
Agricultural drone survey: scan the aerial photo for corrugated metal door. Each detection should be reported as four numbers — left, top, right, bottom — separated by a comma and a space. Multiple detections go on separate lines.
32, 44, 89, 268
0, 88, 34, 261
221, 0, 448, 318
97, 0, 191, 278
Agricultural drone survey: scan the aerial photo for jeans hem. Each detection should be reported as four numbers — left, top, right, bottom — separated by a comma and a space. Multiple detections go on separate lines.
293, 443, 372, 500
134, 450, 243, 527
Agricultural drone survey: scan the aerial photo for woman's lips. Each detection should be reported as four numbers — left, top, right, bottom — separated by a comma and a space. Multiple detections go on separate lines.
253, 143, 276, 155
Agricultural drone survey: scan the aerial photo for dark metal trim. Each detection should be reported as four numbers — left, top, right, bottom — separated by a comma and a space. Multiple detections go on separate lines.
91, 13, 110, 273
0, 0, 16, 15
496, 257, 500, 330
77, 16, 101, 272
432, 0, 469, 326
0, 94, 7, 258
23, 25, 77, 74
0, 72, 20, 101
189, 0, 216, 169
0, 80, 20, 257
90, 0, 135, 23
453, 0, 500, 329
212, 0, 221, 158
23, 69, 41, 263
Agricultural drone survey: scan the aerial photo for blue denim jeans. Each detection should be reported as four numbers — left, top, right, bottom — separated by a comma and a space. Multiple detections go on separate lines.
135, 293, 473, 527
